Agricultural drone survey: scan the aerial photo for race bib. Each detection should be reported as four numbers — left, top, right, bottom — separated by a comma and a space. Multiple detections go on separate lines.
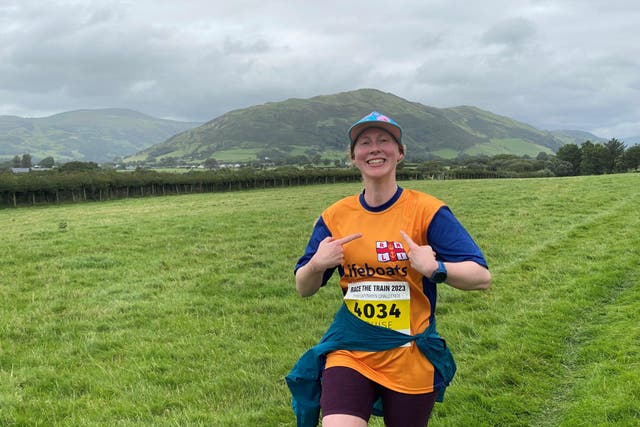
344, 281, 411, 337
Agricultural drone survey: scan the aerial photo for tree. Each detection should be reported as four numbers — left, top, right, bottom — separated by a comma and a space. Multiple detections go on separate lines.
556, 144, 582, 175
58, 161, 100, 173
580, 141, 607, 175
417, 160, 444, 178
487, 154, 521, 171
603, 138, 626, 173
203, 158, 219, 170
536, 152, 550, 161
622, 145, 640, 171
544, 157, 573, 176
287, 155, 310, 165
257, 148, 286, 163
12, 155, 21, 168
158, 157, 178, 167
20, 154, 32, 168
38, 156, 55, 168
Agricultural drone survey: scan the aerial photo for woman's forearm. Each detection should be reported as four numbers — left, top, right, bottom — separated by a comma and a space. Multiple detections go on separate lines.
443, 261, 491, 291
295, 261, 325, 297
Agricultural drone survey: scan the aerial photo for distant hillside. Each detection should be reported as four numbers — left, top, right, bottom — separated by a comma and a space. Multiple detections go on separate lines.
622, 136, 640, 146
128, 89, 599, 164
0, 109, 201, 163
549, 129, 606, 145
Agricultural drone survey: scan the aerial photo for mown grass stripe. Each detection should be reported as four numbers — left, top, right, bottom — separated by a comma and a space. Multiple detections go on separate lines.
430, 182, 640, 426
533, 198, 640, 427
538, 268, 640, 427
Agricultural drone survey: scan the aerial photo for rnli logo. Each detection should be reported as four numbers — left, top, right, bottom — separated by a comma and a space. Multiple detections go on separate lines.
376, 241, 408, 263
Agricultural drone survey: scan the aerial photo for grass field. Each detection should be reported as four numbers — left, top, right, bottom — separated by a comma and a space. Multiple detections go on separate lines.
1, 174, 639, 426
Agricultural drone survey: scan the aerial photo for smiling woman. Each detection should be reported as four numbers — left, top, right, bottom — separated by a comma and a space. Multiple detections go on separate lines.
351, 126, 404, 199
348, 112, 406, 206
288, 111, 491, 427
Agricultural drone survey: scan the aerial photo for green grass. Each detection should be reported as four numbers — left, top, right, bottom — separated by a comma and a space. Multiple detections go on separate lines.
1, 174, 639, 426
465, 138, 553, 157
431, 148, 459, 159
209, 148, 262, 162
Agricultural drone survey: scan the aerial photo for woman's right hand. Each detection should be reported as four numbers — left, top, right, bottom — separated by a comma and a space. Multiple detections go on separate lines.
308, 234, 363, 271
295, 233, 362, 297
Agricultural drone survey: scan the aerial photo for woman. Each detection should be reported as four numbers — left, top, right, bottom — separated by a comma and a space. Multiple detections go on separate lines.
288, 111, 491, 427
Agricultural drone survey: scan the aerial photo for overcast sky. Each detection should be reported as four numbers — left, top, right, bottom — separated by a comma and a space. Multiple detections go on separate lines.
1, 0, 639, 139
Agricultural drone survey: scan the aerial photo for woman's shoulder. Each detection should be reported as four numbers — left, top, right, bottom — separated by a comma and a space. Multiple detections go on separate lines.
323, 193, 360, 215
402, 188, 446, 208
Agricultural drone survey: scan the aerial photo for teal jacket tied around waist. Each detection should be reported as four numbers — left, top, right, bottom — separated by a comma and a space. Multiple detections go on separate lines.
285, 304, 457, 427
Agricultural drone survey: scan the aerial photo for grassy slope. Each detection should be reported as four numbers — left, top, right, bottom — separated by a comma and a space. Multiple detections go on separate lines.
133, 89, 567, 164
464, 138, 553, 158
0, 174, 638, 426
0, 109, 200, 163
442, 106, 559, 158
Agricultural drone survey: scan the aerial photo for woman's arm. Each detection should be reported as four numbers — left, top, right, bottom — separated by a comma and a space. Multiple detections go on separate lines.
295, 258, 328, 297
295, 234, 362, 297
400, 230, 491, 291
442, 260, 491, 290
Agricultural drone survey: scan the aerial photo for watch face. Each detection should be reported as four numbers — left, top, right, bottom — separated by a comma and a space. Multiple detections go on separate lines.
431, 261, 447, 283
432, 271, 447, 283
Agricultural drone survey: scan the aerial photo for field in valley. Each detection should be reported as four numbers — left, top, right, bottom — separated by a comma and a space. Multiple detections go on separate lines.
1, 174, 639, 426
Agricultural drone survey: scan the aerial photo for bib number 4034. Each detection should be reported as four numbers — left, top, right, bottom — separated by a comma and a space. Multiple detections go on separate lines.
352, 302, 401, 319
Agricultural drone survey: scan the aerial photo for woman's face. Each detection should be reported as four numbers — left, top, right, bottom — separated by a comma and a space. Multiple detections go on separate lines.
351, 127, 404, 179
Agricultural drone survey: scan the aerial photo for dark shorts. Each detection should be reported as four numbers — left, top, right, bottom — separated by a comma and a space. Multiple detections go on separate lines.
320, 366, 439, 427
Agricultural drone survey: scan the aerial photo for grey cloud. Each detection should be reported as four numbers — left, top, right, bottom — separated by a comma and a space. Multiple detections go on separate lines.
481, 17, 537, 47
223, 36, 271, 55
1, 0, 639, 137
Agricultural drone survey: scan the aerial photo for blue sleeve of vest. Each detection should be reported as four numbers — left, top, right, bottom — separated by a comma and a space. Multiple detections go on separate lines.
427, 207, 488, 268
294, 216, 339, 286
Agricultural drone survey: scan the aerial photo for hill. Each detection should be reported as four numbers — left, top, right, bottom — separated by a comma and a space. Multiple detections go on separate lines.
550, 129, 606, 145
0, 109, 201, 163
126, 89, 595, 165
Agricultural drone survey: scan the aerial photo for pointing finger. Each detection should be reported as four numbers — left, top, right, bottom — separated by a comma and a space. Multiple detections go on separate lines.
399, 230, 419, 249
334, 233, 363, 245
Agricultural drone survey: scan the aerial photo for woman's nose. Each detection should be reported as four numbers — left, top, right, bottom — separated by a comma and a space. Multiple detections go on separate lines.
369, 141, 382, 151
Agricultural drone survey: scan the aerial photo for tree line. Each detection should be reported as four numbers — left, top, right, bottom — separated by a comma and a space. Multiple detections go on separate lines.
1, 138, 638, 208
0, 167, 365, 208
415, 138, 639, 178
3, 154, 55, 169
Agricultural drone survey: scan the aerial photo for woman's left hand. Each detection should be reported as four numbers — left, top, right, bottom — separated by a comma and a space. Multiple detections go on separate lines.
399, 230, 438, 277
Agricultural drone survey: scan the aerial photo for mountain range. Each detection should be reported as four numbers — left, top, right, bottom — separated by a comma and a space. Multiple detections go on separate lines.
1, 89, 620, 165
0, 109, 201, 163
127, 89, 608, 164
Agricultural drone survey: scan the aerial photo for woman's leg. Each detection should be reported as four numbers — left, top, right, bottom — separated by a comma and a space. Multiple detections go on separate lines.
320, 367, 377, 427
379, 386, 439, 427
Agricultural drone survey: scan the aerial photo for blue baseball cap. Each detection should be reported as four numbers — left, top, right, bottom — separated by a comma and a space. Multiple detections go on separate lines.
348, 111, 403, 147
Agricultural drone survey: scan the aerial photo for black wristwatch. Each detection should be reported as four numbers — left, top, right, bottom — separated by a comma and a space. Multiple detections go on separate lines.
430, 261, 447, 283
